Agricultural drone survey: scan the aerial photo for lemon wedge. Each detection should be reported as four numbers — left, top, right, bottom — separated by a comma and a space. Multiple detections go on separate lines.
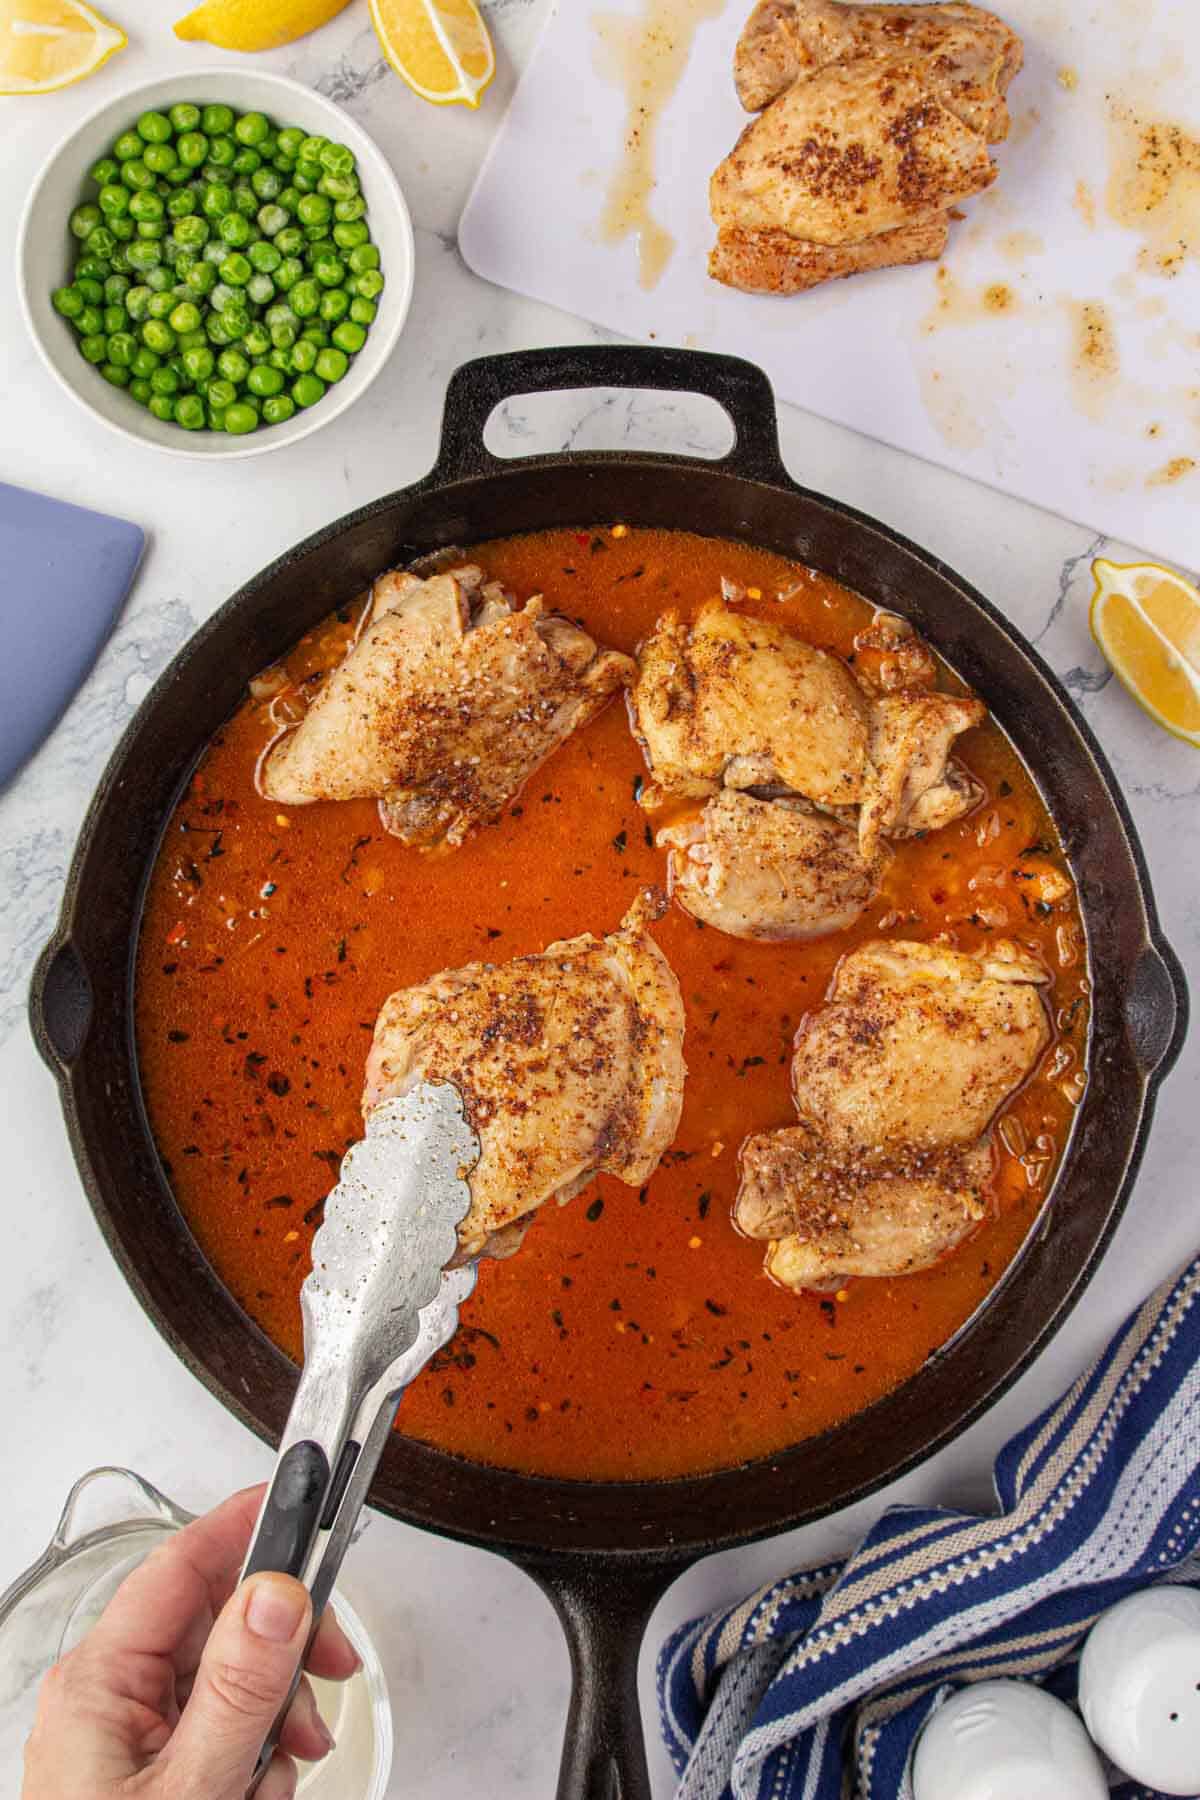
370, 0, 494, 107
174, 0, 350, 51
0, 0, 124, 93
1090, 558, 1200, 748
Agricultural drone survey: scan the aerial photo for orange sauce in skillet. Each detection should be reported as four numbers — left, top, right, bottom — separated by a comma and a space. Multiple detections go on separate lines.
135, 528, 1090, 1481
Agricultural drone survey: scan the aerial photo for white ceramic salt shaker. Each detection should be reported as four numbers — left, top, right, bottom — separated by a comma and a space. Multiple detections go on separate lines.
911, 1678, 1108, 1800
1078, 1587, 1200, 1795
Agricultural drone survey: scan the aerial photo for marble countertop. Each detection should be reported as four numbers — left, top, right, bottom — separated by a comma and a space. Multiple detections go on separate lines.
1, 7, 1197, 1797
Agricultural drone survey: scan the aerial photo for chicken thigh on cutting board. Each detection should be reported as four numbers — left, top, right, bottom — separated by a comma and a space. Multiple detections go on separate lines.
630, 598, 983, 937
362, 894, 686, 1261
710, 0, 1023, 294
736, 938, 1051, 1288
260, 565, 634, 849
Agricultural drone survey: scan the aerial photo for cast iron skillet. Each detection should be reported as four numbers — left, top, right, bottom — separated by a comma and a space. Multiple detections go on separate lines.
30, 345, 1187, 1799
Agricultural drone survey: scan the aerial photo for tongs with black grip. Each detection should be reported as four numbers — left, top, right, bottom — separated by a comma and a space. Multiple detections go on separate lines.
237, 1082, 480, 1796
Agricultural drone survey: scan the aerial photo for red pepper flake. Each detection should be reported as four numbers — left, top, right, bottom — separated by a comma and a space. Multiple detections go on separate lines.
165, 922, 187, 946
574, 531, 590, 545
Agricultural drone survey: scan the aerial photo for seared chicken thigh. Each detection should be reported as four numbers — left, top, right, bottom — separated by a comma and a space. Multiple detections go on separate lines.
711, 0, 1023, 295
362, 895, 686, 1260
261, 565, 634, 849
736, 938, 1050, 1286
631, 599, 982, 938
658, 789, 879, 940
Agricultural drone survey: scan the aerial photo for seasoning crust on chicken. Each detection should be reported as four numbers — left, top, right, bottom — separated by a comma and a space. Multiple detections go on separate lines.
261, 565, 635, 849
362, 894, 686, 1261
710, 0, 1023, 295
658, 789, 879, 941
736, 937, 1050, 1286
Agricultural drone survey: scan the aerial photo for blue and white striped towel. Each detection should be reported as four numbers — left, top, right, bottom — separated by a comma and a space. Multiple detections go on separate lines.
658, 1252, 1200, 1800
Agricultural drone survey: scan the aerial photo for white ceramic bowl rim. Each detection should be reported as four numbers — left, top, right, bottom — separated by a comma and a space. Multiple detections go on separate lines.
17, 67, 415, 460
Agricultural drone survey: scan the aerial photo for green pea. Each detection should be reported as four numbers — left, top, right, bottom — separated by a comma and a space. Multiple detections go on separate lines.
166, 188, 196, 219
298, 135, 328, 164
331, 319, 366, 354
334, 195, 366, 222
317, 171, 359, 202
224, 400, 259, 434
177, 328, 208, 351
244, 272, 273, 306
175, 214, 209, 249
79, 333, 108, 363
113, 131, 142, 161
186, 260, 217, 296
300, 324, 327, 348
233, 184, 258, 217
318, 287, 349, 323
291, 338, 317, 372
90, 155, 119, 186
174, 393, 206, 430
104, 273, 131, 303
217, 347, 250, 384
149, 365, 179, 395
262, 392, 296, 425
253, 204, 286, 240
145, 264, 172, 291
318, 140, 355, 177
76, 276, 105, 304
219, 211, 252, 247
147, 291, 175, 318
77, 304, 103, 335
207, 134, 237, 168
148, 392, 174, 420
353, 268, 384, 300
246, 362, 284, 397
137, 110, 172, 144
268, 345, 294, 372
181, 344, 215, 382
276, 126, 305, 159
109, 238, 132, 264
168, 299, 200, 334
105, 328, 136, 366
304, 233, 337, 258
248, 239, 281, 273
277, 186, 300, 215
73, 254, 107, 279
233, 110, 269, 146
129, 376, 153, 403
269, 320, 297, 350
232, 147, 261, 176
103, 305, 125, 333
222, 301, 250, 337
251, 166, 282, 201
101, 362, 130, 387
130, 346, 160, 377
314, 346, 349, 383
219, 253, 252, 287
202, 239, 228, 264
312, 254, 345, 289
98, 183, 130, 217
291, 372, 325, 409
202, 378, 234, 411
348, 242, 380, 273
52, 284, 85, 318
176, 131, 209, 169
126, 240, 162, 272
292, 164, 318, 195
205, 313, 234, 345
202, 183, 234, 218
86, 225, 116, 257
136, 219, 167, 241
201, 103, 234, 136
274, 256, 303, 292
289, 277, 320, 318
124, 285, 152, 321
242, 321, 271, 357
168, 101, 200, 132
142, 319, 176, 354
143, 142, 177, 174
296, 191, 331, 227
332, 220, 369, 250
274, 225, 304, 257
121, 159, 156, 192
129, 189, 163, 222
70, 203, 102, 239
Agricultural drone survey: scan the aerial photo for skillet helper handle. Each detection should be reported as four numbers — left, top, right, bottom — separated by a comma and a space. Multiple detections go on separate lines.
525, 1556, 680, 1800
432, 343, 789, 487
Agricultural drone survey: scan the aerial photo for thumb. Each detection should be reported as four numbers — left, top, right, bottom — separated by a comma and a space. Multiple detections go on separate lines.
165, 1572, 312, 1799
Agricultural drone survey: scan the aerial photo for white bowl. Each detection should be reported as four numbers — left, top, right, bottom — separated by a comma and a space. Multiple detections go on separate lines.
17, 69, 414, 459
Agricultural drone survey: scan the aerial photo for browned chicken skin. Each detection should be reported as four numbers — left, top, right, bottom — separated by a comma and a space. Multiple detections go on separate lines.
736, 938, 1051, 1287
261, 565, 634, 849
362, 894, 686, 1260
710, 0, 1023, 294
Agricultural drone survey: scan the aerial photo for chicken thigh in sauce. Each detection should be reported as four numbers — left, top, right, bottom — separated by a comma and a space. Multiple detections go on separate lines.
710, 0, 1023, 295
736, 938, 1050, 1287
261, 564, 634, 849
362, 894, 686, 1261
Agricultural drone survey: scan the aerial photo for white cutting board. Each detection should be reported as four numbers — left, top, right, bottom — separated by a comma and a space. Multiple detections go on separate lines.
461, 0, 1200, 567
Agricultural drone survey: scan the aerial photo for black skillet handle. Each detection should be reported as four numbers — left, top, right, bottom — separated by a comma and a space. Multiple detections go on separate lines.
29, 934, 94, 1071
521, 1553, 682, 1800
1125, 936, 1189, 1082
431, 344, 790, 489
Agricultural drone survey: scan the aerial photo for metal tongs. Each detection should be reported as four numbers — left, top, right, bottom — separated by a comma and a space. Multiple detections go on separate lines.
238, 1081, 480, 1794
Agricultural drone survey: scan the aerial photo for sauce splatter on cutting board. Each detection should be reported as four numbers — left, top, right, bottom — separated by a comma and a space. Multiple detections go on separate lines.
1108, 105, 1200, 278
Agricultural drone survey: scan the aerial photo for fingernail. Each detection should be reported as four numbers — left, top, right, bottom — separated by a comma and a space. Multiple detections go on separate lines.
245, 1574, 309, 1644
299, 1683, 336, 1752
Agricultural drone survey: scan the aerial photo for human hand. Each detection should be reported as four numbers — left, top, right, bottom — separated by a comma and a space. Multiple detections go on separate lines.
22, 1484, 360, 1800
